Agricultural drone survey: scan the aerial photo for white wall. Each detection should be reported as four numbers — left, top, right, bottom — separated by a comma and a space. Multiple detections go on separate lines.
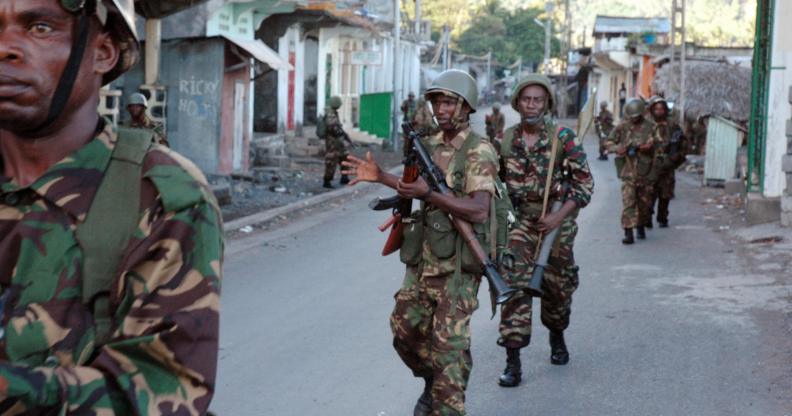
764, 0, 792, 197
206, 4, 255, 40
277, 25, 305, 132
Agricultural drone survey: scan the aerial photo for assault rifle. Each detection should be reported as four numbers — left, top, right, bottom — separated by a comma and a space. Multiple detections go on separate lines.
527, 180, 571, 297
372, 123, 516, 306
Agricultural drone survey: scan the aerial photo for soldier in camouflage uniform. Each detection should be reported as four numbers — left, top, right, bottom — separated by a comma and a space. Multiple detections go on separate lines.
605, 99, 662, 244
123, 92, 168, 146
402, 92, 418, 122
0, 1, 223, 414
485, 103, 506, 144
495, 75, 594, 387
595, 101, 614, 161
342, 70, 497, 416
412, 97, 439, 138
647, 96, 688, 227
323, 96, 351, 188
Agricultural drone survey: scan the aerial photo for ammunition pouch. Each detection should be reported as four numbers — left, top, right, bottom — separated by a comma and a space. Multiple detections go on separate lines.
399, 211, 424, 266
425, 209, 456, 259
614, 155, 626, 179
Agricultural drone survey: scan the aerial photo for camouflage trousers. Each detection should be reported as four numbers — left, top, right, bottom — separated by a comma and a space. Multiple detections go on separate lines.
391, 265, 480, 416
498, 215, 580, 349
621, 179, 655, 229
323, 150, 347, 182
652, 171, 676, 222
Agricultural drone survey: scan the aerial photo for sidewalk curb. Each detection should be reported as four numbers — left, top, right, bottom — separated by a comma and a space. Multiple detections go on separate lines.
223, 166, 401, 233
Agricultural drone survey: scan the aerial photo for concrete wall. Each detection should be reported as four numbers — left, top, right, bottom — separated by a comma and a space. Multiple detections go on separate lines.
207, 4, 256, 40
764, 0, 792, 198
277, 25, 305, 133
219, 47, 251, 174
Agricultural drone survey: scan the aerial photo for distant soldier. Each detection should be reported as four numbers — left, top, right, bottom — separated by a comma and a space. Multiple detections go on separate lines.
618, 83, 627, 117
322, 96, 352, 188
605, 99, 662, 244
123, 92, 168, 146
496, 75, 594, 387
342, 69, 498, 416
412, 97, 437, 136
401, 92, 417, 122
647, 96, 688, 227
594, 101, 614, 160
485, 102, 506, 144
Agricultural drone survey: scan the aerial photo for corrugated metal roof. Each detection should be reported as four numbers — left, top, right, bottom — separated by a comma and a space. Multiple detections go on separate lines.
593, 15, 670, 34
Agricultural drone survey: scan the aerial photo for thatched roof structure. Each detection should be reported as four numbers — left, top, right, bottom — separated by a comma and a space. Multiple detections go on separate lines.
652, 60, 752, 122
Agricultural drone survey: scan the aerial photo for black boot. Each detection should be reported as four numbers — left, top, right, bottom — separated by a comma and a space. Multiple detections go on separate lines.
645, 219, 653, 229
549, 331, 569, 365
636, 226, 646, 240
339, 175, 350, 185
658, 198, 670, 227
323, 179, 334, 189
622, 228, 634, 245
413, 377, 433, 416
498, 348, 522, 387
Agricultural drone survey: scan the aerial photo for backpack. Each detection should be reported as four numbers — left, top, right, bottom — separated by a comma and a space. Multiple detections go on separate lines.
316, 114, 327, 139
449, 132, 515, 263
76, 127, 153, 347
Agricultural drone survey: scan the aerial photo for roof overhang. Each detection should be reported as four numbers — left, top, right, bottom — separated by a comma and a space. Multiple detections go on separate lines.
222, 35, 293, 71
593, 52, 627, 71
136, 0, 212, 19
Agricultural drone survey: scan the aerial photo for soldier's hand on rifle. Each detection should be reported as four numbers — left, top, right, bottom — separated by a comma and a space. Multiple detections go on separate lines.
396, 176, 431, 200
538, 211, 564, 233
616, 145, 628, 156
342, 152, 381, 185
638, 143, 654, 153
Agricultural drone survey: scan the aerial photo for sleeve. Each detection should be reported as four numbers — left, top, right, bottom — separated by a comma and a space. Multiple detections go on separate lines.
463, 140, 499, 196
560, 129, 594, 208
0, 165, 224, 415
605, 124, 622, 151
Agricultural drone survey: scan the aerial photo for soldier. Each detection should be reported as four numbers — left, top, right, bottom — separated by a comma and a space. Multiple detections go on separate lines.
401, 92, 418, 122
647, 96, 687, 228
495, 75, 594, 387
342, 69, 498, 416
605, 98, 662, 244
123, 92, 168, 145
618, 82, 627, 117
0, 0, 223, 414
594, 101, 614, 161
412, 96, 438, 137
322, 96, 352, 188
485, 102, 506, 144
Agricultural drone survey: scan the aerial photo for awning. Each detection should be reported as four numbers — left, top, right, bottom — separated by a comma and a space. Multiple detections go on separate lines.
222, 36, 294, 71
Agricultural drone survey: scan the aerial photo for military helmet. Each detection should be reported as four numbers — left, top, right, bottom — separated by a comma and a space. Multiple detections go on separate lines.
511, 74, 555, 112
128, 92, 149, 108
600, 101, 608, 109
493, 102, 501, 110
60, 0, 140, 84
647, 95, 669, 111
329, 96, 343, 109
424, 69, 479, 113
623, 98, 646, 119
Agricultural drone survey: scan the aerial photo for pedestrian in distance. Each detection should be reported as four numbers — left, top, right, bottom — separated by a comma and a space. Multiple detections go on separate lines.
320, 96, 353, 188
122, 92, 168, 146
594, 101, 614, 161
647, 96, 689, 228
485, 102, 506, 145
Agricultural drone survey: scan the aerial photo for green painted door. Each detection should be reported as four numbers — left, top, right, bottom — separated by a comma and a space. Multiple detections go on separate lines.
359, 92, 392, 140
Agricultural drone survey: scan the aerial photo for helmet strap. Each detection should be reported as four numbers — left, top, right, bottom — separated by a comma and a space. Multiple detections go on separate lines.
451, 96, 468, 130
26, 5, 93, 134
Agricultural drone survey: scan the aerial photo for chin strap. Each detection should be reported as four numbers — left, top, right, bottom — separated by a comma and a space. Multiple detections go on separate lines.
451, 96, 469, 130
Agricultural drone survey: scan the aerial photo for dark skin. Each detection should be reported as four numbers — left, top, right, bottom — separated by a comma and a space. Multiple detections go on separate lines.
0, 0, 119, 187
127, 103, 147, 122
615, 115, 654, 156
342, 94, 490, 224
650, 103, 668, 121
515, 85, 575, 233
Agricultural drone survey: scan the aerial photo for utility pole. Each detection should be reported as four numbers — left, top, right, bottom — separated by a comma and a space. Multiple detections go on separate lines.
414, 0, 421, 39
391, 0, 401, 152
558, 0, 572, 118
671, 0, 687, 124
544, 1, 553, 74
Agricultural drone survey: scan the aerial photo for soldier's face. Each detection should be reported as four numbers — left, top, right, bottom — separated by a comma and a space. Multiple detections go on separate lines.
431, 95, 470, 131
127, 104, 145, 118
0, 0, 118, 133
517, 85, 548, 119
651, 103, 667, 119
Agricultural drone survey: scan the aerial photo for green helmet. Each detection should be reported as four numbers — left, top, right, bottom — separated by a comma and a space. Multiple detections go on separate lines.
624, 98, 646, 119
647, 95, 669, 111
329, 96, 343, 109
600, 101, 608, 109
511, 74, 555, 112
128, 93, 149, 108
493, 102, 501, 110
424, 69, 479, 113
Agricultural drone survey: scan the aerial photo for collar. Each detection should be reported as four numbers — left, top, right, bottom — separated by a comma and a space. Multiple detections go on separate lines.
429, 127, 471, 150
0, 123, 116, 221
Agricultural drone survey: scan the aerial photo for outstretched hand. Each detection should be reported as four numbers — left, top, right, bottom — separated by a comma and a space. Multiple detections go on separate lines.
341, 152, 381, 185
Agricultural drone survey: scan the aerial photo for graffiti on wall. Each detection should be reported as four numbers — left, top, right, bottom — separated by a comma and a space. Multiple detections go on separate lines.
178, 76, 220, 119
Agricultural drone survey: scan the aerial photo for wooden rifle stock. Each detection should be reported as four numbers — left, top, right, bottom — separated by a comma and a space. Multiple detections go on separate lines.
376, 129, 420, 256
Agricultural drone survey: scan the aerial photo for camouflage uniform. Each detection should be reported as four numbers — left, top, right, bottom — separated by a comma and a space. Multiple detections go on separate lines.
485, 111, 505, 143
0, 122, 223, 414
412, 102, 439, 138
595, 109, 614, 158
401, 98, 417, 122
605, 118, 661, 229
497, 122, 593, 349
390, 127, 498, 416
651, 119, 688, 224
122, 115, 168, 146
323, 107, 348, 183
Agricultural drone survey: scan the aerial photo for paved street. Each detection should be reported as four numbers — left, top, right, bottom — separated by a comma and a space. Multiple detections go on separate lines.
211, 107, 790, 415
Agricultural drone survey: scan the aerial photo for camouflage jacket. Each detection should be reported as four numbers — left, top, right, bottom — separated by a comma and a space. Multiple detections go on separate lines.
0, 122, 223, 414
653, 118, 688, 168
420, 127, 498, 277
122, 115, 168, 147
400, 99, 417, 122
323, 108, 346, 153
412, 105, 438, 137
500, 122, 593, 213
595, 109, 614, 137
605, 118, 661, 181
485, 112, 505, 139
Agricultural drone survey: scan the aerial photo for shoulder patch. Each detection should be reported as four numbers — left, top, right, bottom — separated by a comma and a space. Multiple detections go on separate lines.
142, 145, 216, 213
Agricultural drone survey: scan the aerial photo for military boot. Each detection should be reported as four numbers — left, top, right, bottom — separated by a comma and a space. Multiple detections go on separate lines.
498, 348, 522, 387
658, 198, 670, 227
549, 331, 569, 365
323, 179, 334, 189
413, 377, 433, 416
636, 226, 646, 240
339, 175, 350, 185
622, 228, 634, 245
645, 218, 653, 229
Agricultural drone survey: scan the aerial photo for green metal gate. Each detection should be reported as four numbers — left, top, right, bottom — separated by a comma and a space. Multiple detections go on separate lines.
747, 0, 775, 193
359, 92, 392, 140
